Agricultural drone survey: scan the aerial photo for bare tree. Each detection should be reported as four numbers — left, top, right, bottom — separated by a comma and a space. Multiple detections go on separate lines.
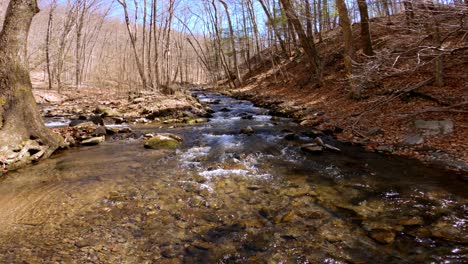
280, 0, 323, 83
357, 0, 373, 56
117, 0, 148, 90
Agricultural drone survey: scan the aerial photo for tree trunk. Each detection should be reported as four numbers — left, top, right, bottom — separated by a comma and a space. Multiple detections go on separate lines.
45, 0, 57, 90
280, 0, 323, 83
258, 0, 288, 56
336, 0, 354, 75
357, 0, 374, 56
0, 0, 63, 171
403, 1, 415, 25
117, 0, 147, 90
218, 0, 243, 86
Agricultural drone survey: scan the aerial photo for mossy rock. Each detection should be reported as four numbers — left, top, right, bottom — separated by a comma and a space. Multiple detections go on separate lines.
144, 134, 182, 149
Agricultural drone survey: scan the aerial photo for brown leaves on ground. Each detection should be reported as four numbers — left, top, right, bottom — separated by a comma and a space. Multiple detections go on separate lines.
233, 13, 467, 172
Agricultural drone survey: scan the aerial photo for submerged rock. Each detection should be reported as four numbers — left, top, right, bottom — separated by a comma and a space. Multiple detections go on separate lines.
81, 136, 105, 146
144, 134, 182, 149
369, 229, 396, 244
430, 217, 468, 243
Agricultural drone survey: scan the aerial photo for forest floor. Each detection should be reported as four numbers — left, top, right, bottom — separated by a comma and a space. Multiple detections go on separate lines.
222, 14, 467, 173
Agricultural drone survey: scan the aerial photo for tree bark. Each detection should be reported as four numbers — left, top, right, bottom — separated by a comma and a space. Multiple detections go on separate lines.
45, 0, 57, 90
0, 0, 63, 171
336, 0, 354, 75
280, 0, 323, 83
218, 0, 243, 86
357, 0, 373, 56
258, 0, 288, 56
117, 0, 147, 91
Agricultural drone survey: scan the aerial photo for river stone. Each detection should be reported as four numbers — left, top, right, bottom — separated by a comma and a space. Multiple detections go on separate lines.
301, 143, 323, 153
94, 107, 121, 117
69, 120, 94, 127
403, 133, 424, 145
284, 133, 299, 140
186, 118, 207, 124
81, 136, 105, 146
366, 127, 383, 136
414, 119, 454, 135
92, 126, 107, 136
144, 134, 182, 149
240, 126, 254, 135
430, 217, 468, 243
89, 115, 104, 126
369, 229, 396, 244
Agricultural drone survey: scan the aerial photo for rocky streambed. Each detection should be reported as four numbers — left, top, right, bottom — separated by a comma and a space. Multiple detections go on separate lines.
0, 92, 466, 263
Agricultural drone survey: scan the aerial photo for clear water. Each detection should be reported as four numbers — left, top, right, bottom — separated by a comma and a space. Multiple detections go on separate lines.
0, 92, 466, 263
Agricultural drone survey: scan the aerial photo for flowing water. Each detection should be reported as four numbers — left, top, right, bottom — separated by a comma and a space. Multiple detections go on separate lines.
0, 92, 466, 263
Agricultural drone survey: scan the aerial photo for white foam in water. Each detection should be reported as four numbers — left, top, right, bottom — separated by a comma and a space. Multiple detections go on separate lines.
179, 146, 211, 168
199, 169, 249, 179
203, 134, 241, 150
199, 183, 214, 193
106, 124, 129, 128
253, 115, 272, 121
180, 146, 211, 160
45, 121, 68, 128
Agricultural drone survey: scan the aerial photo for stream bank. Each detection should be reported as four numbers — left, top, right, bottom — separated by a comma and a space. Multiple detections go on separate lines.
217, 87, 468, 175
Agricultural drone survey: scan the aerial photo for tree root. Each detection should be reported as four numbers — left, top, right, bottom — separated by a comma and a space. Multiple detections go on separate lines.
0, 139, 51, 172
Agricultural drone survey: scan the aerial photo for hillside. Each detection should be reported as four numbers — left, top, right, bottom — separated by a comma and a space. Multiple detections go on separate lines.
230, 13, 467, 172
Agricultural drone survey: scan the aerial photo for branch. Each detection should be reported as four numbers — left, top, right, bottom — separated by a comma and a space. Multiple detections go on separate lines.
397, 102, 468, 119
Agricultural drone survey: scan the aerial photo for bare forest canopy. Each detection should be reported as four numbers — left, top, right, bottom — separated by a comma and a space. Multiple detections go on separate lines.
0, 0, 466, 94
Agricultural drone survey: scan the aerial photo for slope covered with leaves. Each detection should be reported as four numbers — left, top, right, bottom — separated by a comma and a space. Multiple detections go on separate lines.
232, 13, 467, 172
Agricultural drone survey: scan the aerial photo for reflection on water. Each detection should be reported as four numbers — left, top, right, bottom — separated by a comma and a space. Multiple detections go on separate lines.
0, 92, 466, 263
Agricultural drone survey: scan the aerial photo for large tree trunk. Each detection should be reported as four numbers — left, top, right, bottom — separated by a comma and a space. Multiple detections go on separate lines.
336, 0, 354, 75
0, 0, 63, 172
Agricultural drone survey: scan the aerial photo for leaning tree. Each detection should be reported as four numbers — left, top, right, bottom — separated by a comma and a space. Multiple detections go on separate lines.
0, 0, 63, 171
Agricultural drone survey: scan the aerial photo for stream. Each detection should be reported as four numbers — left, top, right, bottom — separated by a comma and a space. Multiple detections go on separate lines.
0, 92, 466, 263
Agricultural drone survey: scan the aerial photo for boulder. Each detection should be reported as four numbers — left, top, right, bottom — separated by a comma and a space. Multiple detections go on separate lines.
414, 119, 454, 135
81, 136, 105, 146
144, 134, 182, 149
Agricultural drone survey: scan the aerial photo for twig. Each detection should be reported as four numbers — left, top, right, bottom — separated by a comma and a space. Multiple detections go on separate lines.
397, 102, 468, 118
352, 78, 434, 128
